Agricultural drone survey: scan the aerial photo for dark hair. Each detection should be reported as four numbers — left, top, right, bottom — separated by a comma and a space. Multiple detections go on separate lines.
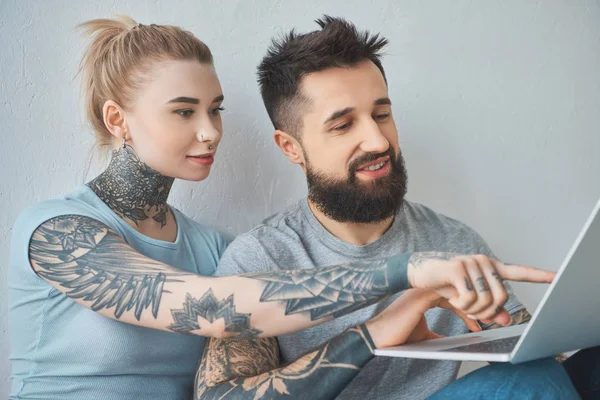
257, 15, 388, 137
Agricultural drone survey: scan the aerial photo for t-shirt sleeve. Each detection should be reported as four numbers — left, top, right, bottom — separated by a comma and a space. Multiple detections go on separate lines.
216, 232, 230, 259
198, 229, 230, 277
213, 232, 270, 277
468, 229, 526, 326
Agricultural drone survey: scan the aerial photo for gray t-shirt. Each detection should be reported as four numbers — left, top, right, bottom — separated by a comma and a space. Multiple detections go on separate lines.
215, 199, 524, 400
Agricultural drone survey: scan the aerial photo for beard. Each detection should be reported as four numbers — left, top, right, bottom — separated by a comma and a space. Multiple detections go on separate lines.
306, 147, 408, 224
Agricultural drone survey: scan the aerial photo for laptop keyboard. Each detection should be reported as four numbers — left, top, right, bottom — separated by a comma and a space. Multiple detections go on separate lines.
439, 335, 521, 354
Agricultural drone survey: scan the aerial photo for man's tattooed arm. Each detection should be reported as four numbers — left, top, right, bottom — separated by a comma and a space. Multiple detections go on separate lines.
199, 337, 280, 388
195, 327, 376, 400
29, 215, 412, 338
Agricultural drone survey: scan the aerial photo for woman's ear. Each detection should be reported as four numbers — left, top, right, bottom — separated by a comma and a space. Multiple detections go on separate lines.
103, 100, 128, 141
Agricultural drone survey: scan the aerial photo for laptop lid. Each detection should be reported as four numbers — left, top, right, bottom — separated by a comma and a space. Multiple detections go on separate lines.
510, 198, 600, 363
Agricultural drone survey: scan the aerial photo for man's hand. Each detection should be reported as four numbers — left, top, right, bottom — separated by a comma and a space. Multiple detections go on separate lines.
406, 253, 555, 328
364, 289, 481, 348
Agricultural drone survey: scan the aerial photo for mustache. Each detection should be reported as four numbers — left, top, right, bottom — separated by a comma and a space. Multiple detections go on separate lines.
348, 148, 396, 173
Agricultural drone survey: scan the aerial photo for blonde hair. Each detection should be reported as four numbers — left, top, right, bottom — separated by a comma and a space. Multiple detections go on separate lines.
77, 15, 213, 154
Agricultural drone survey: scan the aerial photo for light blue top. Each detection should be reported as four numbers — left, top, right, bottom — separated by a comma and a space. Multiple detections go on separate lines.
8, 185, 228, 399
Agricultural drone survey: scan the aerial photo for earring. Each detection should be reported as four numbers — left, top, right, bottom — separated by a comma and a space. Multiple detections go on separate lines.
122, 137, 127, 149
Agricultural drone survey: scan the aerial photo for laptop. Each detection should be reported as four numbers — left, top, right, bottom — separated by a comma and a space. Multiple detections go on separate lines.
374, 197, 600, 364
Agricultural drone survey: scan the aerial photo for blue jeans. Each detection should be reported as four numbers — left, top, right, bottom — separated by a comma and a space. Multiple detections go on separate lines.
427, 346, 600, 399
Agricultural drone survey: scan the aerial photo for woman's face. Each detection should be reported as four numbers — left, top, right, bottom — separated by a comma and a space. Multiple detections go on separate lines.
123, 59, 224, 181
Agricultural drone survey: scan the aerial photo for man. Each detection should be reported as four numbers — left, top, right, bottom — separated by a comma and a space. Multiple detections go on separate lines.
195, 16, 589, 399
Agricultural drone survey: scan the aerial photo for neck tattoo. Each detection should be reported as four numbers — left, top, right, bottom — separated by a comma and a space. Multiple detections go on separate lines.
88, 145, 174, 228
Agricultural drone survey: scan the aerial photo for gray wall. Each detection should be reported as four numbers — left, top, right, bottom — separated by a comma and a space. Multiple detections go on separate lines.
1, 0, 599, 395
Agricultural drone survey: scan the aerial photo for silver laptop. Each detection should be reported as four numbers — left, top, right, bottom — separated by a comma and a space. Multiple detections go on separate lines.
374, 197, 600, 364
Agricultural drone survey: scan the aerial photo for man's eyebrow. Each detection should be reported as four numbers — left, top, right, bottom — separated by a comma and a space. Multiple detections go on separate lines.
323, 107, 355, 125
374, 98, 392, 106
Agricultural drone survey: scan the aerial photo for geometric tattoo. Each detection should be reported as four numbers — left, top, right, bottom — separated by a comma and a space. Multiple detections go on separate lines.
245, 260, 394, 321
168, 291, 262, 339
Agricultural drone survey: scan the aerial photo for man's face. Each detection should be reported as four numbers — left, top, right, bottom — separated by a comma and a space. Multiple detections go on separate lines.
297, 60, 408, 223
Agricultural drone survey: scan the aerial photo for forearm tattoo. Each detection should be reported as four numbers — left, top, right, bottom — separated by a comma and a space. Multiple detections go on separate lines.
30, 215, 411, 338
244, 253, 410, 321
195, 325, 375, 400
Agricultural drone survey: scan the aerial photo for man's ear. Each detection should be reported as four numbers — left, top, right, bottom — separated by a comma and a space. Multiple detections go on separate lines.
103, 100, 128, 141
274, 129, 306, 167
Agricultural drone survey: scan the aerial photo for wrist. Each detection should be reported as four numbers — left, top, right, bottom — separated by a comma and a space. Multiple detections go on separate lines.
364, 318, 384, 348
387, 252, 412, 292
358, 323, 377, 352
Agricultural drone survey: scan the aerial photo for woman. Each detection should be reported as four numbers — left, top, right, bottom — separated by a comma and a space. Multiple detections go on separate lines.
7, 15, 553, 399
